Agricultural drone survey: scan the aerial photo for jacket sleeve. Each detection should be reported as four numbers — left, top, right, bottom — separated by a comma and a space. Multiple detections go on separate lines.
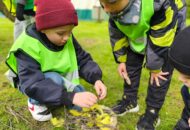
15, 50, 75, 107
72, 35, 102, 84
145, 0, 185, 71
108, 18, 129, 63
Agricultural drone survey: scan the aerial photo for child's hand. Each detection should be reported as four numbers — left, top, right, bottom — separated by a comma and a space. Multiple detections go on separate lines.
72, 92, 97, 108
94, 80, 107, 100
118, 63, 127, 78
188, 118, 190, 127
118, 63, 131, 85
150, 71, 169, 86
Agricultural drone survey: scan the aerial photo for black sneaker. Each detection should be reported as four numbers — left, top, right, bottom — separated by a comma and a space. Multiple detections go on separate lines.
174, 118, 190, 130
136, 109, 160, 130
112, 98, 139, 116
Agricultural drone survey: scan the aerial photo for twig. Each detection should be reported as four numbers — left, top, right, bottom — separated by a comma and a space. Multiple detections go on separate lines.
8, 118, 13, 130
0, 97, 23, 105
4, 106, 19, 123
0, 119, 16, 129
4, 105, 35, 127
6, 97, 23, 102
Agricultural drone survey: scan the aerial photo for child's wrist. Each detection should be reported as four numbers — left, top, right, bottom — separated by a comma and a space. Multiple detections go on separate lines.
94, 79, 104, 84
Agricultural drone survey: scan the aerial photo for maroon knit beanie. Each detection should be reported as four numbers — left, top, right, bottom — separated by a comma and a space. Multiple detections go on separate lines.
35, 0, 78, 31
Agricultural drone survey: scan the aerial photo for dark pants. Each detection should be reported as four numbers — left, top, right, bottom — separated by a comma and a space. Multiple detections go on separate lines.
181, 85, 190, 121
173, 86, 190, 130
123, 48, 173, 110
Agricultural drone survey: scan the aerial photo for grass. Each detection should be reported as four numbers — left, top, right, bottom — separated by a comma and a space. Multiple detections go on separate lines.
0, 18, 190, 130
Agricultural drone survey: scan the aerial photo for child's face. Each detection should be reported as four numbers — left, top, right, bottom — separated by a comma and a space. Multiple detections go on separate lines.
100, 0, 129, 14
42, 25, 74, 46
179, 73, 190, 87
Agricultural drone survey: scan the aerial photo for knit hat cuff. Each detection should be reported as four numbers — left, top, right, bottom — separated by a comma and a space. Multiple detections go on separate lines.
36, 9, 78, 31
169, 53, 190, 76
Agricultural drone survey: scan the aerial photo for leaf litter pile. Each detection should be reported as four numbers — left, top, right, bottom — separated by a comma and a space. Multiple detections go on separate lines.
1, 99, 117, 130
51, 104, 118, 130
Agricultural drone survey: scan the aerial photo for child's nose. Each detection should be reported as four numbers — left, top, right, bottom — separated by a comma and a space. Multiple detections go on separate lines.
62, 35, 69, 42
103, 4, 111, 13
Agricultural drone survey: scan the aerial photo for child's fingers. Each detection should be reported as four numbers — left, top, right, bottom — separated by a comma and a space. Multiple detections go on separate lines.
89, 93, 98, 101
99, 93, 104, 100
94, 81, 107, 100
125, 76, 131, 85
118, 71, 123, 79
95, 87, 101, 96
155, 77, 160, 87
90, 95, 98, 103
99, 88, 107, 100
162, 72, 169, 75
86, 99, 96, 107
158, 75, 167, 81
99, 93, 106, 100
188, 118, 190, 127
122, 72, 131, 85
83, 103, 91, 108
87, 96, 97, 106
150, 76, 153, 85
82, 95, 97, 108
80, 100, 92, 108
121, 72, 127, 79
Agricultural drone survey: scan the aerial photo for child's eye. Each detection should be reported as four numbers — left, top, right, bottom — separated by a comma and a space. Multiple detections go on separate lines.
57, 32, 64, 36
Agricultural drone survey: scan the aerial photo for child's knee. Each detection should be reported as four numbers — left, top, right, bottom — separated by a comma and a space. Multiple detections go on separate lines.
44, 72, 63, 85
74, 85, 85, 92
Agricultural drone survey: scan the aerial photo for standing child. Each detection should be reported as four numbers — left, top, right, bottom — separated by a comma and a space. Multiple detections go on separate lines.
14, 0, 35, 40
4, 0, 35, 84
169, 26, 190, 130
98, 0, 186, 129
6, 0, 107, 122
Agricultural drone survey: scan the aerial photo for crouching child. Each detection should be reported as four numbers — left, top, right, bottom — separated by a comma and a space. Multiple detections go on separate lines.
5, 0, 107, 122
169, 26, 190, 130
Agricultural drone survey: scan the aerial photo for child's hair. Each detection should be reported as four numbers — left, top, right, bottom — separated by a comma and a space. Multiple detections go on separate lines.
169, 26, 190, 76
35, 0, 78, 31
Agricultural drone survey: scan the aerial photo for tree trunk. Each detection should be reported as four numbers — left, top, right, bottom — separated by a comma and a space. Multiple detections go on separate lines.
0, 0, 15, 22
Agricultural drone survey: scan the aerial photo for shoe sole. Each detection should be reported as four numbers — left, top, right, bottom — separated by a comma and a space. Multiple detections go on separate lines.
117, 105, 139, 116
135, 118, 161, 130
32, 114, 52, 122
